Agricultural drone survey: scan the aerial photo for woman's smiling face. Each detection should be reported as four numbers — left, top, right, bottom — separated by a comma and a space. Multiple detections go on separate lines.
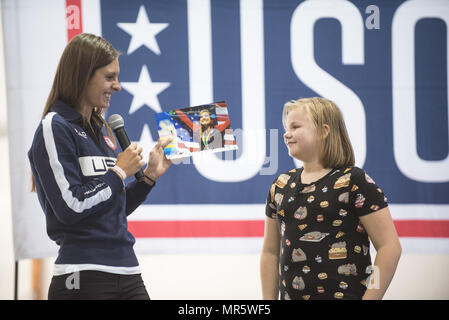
83, 58, 121, 110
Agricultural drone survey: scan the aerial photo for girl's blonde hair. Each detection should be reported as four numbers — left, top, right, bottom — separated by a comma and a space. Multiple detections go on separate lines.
282, 97, 355, 168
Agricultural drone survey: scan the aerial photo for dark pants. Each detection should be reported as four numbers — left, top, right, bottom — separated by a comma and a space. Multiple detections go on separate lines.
48, 271, 150, 300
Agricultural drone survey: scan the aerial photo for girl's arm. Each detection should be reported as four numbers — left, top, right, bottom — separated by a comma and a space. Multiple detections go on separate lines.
260, 216, 281, 300
359, 207, 402, 300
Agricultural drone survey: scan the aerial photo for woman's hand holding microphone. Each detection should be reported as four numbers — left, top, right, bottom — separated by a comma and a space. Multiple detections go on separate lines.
111, 137, 174, 185
112, 142, 144, 181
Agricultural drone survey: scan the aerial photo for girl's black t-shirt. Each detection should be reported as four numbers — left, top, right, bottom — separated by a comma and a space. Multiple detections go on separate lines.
265, 166, 388, 300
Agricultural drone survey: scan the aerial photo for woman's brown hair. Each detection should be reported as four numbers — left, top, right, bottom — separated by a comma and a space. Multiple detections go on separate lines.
282, 97, 355, 168
31, 33, 120, 191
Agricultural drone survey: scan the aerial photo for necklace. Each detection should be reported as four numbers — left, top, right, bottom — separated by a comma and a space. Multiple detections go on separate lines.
201, 128, 213, 149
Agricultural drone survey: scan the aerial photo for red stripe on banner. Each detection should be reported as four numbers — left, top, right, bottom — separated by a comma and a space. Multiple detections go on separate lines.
394, 220, 449, 238
128, 220, 265, 238
128, 219, 449, 238
66, 0, 83, 42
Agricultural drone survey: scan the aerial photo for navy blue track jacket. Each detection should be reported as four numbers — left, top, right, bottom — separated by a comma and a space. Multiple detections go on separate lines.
28, 101, 153, 273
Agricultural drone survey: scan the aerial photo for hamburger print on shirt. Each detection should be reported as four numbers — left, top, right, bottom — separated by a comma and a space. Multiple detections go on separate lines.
266, 166, 388, 300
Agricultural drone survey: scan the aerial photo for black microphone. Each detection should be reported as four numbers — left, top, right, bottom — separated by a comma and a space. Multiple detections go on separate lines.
107, 114, 145, 182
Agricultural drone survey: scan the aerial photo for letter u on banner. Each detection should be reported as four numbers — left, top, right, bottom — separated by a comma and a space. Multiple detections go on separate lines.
187, 0, 266, 182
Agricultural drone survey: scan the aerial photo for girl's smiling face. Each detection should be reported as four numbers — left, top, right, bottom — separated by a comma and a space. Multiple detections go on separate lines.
283, 106, 320, 162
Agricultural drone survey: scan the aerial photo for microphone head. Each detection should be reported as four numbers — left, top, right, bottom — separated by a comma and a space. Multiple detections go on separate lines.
107, 114, 124, 130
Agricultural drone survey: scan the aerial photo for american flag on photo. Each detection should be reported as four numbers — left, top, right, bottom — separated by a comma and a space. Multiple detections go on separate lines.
175, 123, 201, 154
6, 0, 448, 260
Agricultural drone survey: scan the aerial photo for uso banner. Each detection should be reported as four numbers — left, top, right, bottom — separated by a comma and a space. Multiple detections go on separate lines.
3, 0, 449, 260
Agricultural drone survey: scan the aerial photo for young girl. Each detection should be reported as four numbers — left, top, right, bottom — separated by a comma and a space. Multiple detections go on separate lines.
260, 97, 401, 300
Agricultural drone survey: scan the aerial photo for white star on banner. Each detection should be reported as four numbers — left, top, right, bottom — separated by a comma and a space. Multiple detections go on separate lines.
121, 65, 171, 114
117, 5, 169, 55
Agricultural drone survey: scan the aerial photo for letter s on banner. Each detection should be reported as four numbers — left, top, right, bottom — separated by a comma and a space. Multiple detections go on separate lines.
392, 0, 449, 182
290, 0, 366, 168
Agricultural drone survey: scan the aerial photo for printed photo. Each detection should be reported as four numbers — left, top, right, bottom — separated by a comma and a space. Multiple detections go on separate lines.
155, 101, 238, 159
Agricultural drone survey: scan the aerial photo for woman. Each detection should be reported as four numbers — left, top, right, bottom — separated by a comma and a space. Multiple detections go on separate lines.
28, 33, 172, 300
260, 97, 401, 300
